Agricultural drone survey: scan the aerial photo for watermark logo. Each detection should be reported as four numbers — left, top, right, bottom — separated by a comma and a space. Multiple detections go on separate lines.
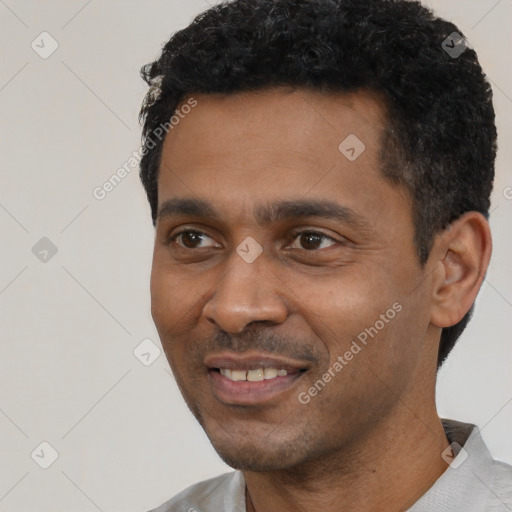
338, 134, 366, 161
31, 31, 59, 59
32, 237, 58, 263
31, 441, 59, 469
133, 338, 161, 367
441, 442, 468, 469
442, 32, 468, 59
236, 236, 263, 263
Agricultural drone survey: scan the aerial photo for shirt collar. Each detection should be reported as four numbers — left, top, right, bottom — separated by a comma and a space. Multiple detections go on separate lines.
408, 418, 496, 511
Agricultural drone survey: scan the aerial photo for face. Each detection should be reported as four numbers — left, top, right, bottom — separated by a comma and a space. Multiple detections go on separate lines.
151, 87, 438, 472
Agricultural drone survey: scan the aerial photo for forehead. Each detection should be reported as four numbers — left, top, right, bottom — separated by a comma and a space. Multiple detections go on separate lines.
157, 87, 400, 224
163, 87, 388, 163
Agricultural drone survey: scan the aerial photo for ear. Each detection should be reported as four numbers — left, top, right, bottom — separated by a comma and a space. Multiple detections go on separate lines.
429, 212, 492, 328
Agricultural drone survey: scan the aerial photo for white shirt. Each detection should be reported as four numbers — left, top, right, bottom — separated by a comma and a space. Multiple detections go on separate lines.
149, 419, 512, 511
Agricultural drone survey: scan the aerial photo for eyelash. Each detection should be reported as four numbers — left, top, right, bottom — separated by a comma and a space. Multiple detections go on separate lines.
170, 229, 340, 251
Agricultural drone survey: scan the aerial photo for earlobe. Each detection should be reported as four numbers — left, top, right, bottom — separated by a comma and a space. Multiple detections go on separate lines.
430, 212, 492, 328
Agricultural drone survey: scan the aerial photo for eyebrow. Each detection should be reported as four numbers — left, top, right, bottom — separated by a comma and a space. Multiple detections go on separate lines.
157, 197, 371, 231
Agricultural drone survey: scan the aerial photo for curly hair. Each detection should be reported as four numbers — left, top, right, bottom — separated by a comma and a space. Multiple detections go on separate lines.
138, 0, 497, 369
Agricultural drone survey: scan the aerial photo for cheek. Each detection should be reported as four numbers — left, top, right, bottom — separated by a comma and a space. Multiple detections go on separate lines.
150, 271, 190, 387
150, 254, 218, 375
150, 258, 194, 364
150, 267, 175, 332
297, 269, 396, 335
150, 252, 199, 328
295, 264, 425, 372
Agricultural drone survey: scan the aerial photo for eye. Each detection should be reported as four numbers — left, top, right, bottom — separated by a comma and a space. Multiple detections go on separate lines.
289, 230, 337, 251
171, 230, 220, 249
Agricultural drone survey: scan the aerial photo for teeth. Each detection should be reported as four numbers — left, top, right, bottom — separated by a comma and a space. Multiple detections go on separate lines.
247, 369, 264, 382
220, 368, 232, 379
263, 368, 278, 379
231, 370, 247, 381
219, 367, 288, 382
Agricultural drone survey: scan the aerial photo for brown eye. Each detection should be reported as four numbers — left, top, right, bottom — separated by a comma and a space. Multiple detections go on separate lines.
173, 230, 219, 249
290, 231, 337, 251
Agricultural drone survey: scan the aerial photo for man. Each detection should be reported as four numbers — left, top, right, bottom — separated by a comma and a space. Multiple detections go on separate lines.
138, 0, 512, 510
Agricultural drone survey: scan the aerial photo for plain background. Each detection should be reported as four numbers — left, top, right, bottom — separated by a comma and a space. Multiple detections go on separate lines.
0, 1, 511, 511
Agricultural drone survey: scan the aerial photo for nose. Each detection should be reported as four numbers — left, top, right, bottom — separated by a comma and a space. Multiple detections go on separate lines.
202, 248, 289, 333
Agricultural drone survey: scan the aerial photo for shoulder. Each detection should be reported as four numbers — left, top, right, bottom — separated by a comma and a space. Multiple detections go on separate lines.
147, 471, 245, 512
409, 419, 512, 511
487, 459, 512, 510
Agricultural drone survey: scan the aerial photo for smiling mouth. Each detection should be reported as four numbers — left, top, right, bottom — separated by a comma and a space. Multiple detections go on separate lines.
205, 352, 310, 405
212, 367, 305, 382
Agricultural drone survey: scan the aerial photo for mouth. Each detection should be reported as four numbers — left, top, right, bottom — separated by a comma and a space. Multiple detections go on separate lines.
217, 367, 290, 382
205, 352, 309, 405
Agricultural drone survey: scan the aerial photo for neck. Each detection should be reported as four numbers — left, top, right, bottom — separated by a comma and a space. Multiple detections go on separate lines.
243, 405, 450, 512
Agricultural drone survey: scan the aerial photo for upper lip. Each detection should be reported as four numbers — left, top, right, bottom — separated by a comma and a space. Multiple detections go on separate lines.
204, 351, 311, 373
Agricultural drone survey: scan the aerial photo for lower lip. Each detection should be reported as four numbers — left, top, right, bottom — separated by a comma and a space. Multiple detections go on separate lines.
209, 370, 305, 405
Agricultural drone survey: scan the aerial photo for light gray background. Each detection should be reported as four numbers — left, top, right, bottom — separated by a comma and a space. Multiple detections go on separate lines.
0, 1, 511, 511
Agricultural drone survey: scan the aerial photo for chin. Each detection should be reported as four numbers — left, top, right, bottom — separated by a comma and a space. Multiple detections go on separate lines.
204, 423, 313, 472
213, 444, 298, 472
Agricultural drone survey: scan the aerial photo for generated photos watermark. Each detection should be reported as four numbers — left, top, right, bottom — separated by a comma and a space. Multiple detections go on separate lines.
298, 301, 403, 404
92, 97, 197, 201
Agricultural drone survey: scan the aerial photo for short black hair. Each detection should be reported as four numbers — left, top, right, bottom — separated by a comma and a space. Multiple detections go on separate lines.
138, 0, 497, 369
